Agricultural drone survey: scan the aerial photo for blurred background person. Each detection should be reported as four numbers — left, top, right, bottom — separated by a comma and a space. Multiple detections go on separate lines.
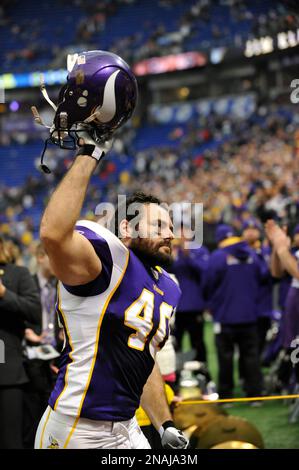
265, 225, 299, 377
278, 225, 299, 317
171, 228, 210, 365
4, 239, 22, 265
241, 219, 274, 356
206, 224, 264, 400
23, 242, 62, 449
267, 220, 299, 394
0, 236, 41, 449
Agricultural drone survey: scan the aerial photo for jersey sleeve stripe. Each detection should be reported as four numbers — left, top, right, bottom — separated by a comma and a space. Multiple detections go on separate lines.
53, 284, 75, 411
39, 407, 52, 449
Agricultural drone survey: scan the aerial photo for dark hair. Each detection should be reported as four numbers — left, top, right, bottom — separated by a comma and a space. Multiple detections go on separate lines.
0, 237, 15, 264
112, 191, 162, 238
0, 237, 7, 264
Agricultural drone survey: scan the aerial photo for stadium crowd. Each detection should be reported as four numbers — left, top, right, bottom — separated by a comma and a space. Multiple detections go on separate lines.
1, 0, 299, 73
1, 98, 299, 447
1, 103, 299, 248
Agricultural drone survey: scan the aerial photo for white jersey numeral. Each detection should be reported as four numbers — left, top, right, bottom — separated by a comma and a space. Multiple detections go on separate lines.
124, 289, 154, 351
149, 302, 173, 352
124, 289, 173, 353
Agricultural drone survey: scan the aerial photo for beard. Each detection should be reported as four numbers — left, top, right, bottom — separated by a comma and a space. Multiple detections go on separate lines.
129, 237, 173, 270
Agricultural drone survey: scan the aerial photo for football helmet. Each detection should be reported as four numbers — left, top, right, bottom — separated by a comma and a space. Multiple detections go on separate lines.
32, 50, 138, 172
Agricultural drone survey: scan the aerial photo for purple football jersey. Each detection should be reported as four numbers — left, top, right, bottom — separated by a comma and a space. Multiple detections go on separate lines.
48, 220, 181, 421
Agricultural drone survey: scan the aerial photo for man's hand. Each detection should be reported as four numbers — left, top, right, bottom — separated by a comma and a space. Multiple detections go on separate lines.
159, 421, 190, 449
76, 124, 113, 162
25, 328, 43, 343
265, 220, 290, 252
265, 219, 299, 279
0, 279, 6, 298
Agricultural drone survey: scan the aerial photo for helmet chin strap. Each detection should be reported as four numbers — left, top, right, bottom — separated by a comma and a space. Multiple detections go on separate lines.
31, 75, 56, 128
31, 75, 64, 174
40, 74, 57, 111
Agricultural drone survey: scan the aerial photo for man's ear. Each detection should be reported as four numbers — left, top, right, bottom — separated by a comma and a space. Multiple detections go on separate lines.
119, 219, 132, 239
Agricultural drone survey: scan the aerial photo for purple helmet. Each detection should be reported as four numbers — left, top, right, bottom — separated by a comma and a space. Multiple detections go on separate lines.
53, 50, 138, 143
34, 50, 138, 171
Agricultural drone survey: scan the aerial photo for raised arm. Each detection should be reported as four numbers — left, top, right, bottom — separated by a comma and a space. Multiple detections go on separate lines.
269, 249, 285, 278
276, 246, 299, 280
265, 219, 299, 279
40, 133, 110, 286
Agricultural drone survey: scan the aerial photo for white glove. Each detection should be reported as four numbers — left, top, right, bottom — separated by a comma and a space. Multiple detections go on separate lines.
159, 421, 190, 449
75, 123, 113, 162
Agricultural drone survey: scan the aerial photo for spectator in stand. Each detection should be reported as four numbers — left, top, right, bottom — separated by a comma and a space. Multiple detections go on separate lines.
1, 105, 298, 257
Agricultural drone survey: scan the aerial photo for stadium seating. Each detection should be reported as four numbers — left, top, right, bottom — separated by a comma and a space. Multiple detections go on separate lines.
0, 0, 283, 73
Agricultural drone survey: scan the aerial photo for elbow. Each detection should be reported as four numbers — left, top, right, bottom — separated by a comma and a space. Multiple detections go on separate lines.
40, 218, 52, 243
40, 220, 69, 247
40, 224, 58, 248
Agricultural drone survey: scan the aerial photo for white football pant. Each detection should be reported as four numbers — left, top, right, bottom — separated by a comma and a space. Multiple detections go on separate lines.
35, 406, 151, 449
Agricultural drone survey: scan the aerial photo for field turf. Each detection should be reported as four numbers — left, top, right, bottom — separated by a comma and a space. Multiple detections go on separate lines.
182, 321, 299, 449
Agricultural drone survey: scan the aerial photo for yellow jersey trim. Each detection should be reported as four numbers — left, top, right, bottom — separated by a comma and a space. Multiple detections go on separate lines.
219, 236, 242, 248
53, 284, 75, 411
39, 407, 52, 448
153, 284, 164, 296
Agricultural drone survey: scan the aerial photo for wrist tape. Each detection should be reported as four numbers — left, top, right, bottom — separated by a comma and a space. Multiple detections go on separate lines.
159, 420, 175, 438
76, 144, 104, 161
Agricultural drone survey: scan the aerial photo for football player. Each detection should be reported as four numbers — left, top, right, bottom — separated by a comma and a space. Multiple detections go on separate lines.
34, 51, 189, 450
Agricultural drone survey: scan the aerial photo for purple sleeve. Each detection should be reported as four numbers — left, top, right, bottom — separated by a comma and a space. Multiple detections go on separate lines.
204, 249, 226, 301
63, 225, 113, 297
255, 252, 271, 284
188, 247, 210, 273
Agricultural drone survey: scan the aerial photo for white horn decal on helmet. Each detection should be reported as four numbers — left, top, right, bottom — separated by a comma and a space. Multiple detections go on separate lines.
95, 69, 120, 123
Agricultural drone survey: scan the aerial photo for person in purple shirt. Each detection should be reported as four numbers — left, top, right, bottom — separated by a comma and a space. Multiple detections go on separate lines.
269, 228, 299, 372
278, 225, 299, 313
266, 220, 299, 388
206, 224, 264, 399
241, 219, 274, 355
171, 233, 209, 363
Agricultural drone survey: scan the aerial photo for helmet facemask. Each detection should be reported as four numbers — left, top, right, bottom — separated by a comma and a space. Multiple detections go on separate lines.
31, 51, 138, 173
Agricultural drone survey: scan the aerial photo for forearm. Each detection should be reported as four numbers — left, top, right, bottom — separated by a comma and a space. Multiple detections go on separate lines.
140, 363, 172, 430
276, 247, 299, 279
270, 249, 284, 278
40, 155, 97, 242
